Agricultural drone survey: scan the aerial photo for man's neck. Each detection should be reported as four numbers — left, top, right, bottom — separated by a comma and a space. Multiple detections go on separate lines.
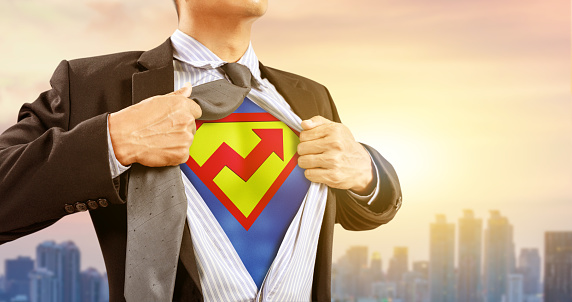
178, 16, 254, 63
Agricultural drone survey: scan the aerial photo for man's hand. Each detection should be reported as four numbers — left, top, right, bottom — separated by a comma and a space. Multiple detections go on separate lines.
108, 83, 202, 167
297, 116, 375, 195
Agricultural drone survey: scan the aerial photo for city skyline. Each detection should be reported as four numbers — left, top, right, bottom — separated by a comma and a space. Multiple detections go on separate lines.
0, 208, 560, 276
1, 240, 108, 302
331, 225, 565, 301
3, 214, 568, 301
0, 210, 561, 275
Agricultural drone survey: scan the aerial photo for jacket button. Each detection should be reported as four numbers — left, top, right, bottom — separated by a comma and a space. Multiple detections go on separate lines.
98, 198, 109, 208
64, 204, 75, 214
87, 200, 99, 210
75, 202, 87, 212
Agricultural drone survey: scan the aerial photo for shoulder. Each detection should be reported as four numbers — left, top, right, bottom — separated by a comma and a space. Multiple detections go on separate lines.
261, 64, 341, 122
65, 51, 144, 80
262, 65, 329, 94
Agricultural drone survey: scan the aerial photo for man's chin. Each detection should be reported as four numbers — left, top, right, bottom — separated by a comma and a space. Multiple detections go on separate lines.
236, 0, 268, 18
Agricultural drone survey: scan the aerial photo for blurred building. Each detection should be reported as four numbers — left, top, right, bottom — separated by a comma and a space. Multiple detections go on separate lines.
484, 210, 516, 302
36, 241, 62, 302
99, 273, 109, 302
59, 242, 80, 302
332, 246, 370, 299
80, 268, 102, 302
429, 214, 455, 302
403, 271, 429, 302
5, 256, 34, 300
518, 248, 540, 298
29, 268, 57, 302
457, 209, 482, 302
369, 252, 383, 283
36, 241, 81, 302
372, 281, 398, 301
505, 274, 524, 302
412, 261, 429, 280
544, 231, 572, 302
387, 247, 408, 299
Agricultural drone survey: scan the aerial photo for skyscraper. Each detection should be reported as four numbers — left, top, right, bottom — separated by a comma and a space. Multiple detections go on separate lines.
518, 248, 540, 297
81, 268, 102, 302
544, 231, 572, 302
29, 267, 57, 302
506, 274, 524, 302
348, 245, 370, 297
36, 240, 81, 302
370, 252, 383, 282
99, 273, 109, 302
484, 210, 516, 302
412, 261, 429, 281
333, 245, 370, 299
5, 256, 34, 300
457, 209, 482, 302
403, 270, 429, 302
430, 214, 455, 302
60, 241, 81, 302
387, 246, 409, 299
36, 241, 63, 302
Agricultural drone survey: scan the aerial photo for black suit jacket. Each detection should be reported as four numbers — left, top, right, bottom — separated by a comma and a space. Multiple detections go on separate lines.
0, 38, 402, 301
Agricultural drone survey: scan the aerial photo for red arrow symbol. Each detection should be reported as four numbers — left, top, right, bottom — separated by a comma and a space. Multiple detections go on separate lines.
198, 128, 284, 182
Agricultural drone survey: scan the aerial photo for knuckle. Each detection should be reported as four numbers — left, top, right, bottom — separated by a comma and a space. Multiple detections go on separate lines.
180, 111, 192, 122
184, 131, 194, 144
297, 143, 305, 154
193, 103, 203, 118
330, 139, 343, 151
178, 150, 189, 163
329, 174, 342, 187
298, 157, 306, 168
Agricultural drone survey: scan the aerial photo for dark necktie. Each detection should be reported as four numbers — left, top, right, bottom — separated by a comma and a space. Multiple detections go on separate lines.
190, 62, 255, 120
124, 63, 256, 301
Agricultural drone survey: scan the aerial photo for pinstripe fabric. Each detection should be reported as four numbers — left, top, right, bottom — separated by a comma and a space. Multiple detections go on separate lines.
172, 29, 327, 301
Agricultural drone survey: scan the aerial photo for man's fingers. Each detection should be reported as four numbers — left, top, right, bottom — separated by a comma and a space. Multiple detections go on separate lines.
188, 99, 203, 119
167, 82, 193, 97
297, 139, 328, 155
298, 154, 332, 170
304, 168, 340, 187
299, 126, 329, 142
301, 115, 332, 131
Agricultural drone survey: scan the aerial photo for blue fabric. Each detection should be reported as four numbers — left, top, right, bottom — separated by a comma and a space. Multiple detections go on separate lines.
181, 98, 311, 288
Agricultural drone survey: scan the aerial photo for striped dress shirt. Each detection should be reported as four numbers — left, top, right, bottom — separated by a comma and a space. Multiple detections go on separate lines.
107, 29, 379, 301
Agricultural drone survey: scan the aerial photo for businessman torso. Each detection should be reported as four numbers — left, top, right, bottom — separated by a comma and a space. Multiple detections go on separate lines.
0, 38, 402, 301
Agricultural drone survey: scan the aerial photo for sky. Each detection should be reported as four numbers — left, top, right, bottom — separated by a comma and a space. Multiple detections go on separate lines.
0, 0, 570, 275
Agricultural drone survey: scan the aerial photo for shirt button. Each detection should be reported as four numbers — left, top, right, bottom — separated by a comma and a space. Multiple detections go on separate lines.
75, 202, 88, 212
98, 198, 109, 208
87, 200, 99, 210
64, 204, 75, 214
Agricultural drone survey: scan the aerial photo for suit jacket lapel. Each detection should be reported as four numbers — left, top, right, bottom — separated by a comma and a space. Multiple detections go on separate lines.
127, 38, 203, 299
132, 38, 174, 104
259, 62, 321, 121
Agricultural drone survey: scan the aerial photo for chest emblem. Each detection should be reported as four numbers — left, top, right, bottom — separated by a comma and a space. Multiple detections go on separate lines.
185, 112, 300, 230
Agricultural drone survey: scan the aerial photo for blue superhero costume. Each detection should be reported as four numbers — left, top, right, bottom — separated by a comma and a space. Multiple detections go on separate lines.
180, 98, 311, 287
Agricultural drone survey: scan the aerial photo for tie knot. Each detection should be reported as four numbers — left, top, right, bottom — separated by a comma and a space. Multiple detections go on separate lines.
221, 63, 253, 89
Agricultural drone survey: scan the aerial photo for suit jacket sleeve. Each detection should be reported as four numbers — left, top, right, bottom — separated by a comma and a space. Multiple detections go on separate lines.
324, 88, 403, 231
0, 60, 125, 244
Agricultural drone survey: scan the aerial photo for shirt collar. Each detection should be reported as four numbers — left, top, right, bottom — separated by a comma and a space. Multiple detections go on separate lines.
171, 29, 264, 86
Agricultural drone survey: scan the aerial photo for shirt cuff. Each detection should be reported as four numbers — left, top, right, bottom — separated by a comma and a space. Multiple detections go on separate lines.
107, 115, 131, 179
346, 150, 380, 206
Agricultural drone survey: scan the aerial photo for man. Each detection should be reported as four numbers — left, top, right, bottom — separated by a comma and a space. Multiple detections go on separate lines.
0, 0, 402, 301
